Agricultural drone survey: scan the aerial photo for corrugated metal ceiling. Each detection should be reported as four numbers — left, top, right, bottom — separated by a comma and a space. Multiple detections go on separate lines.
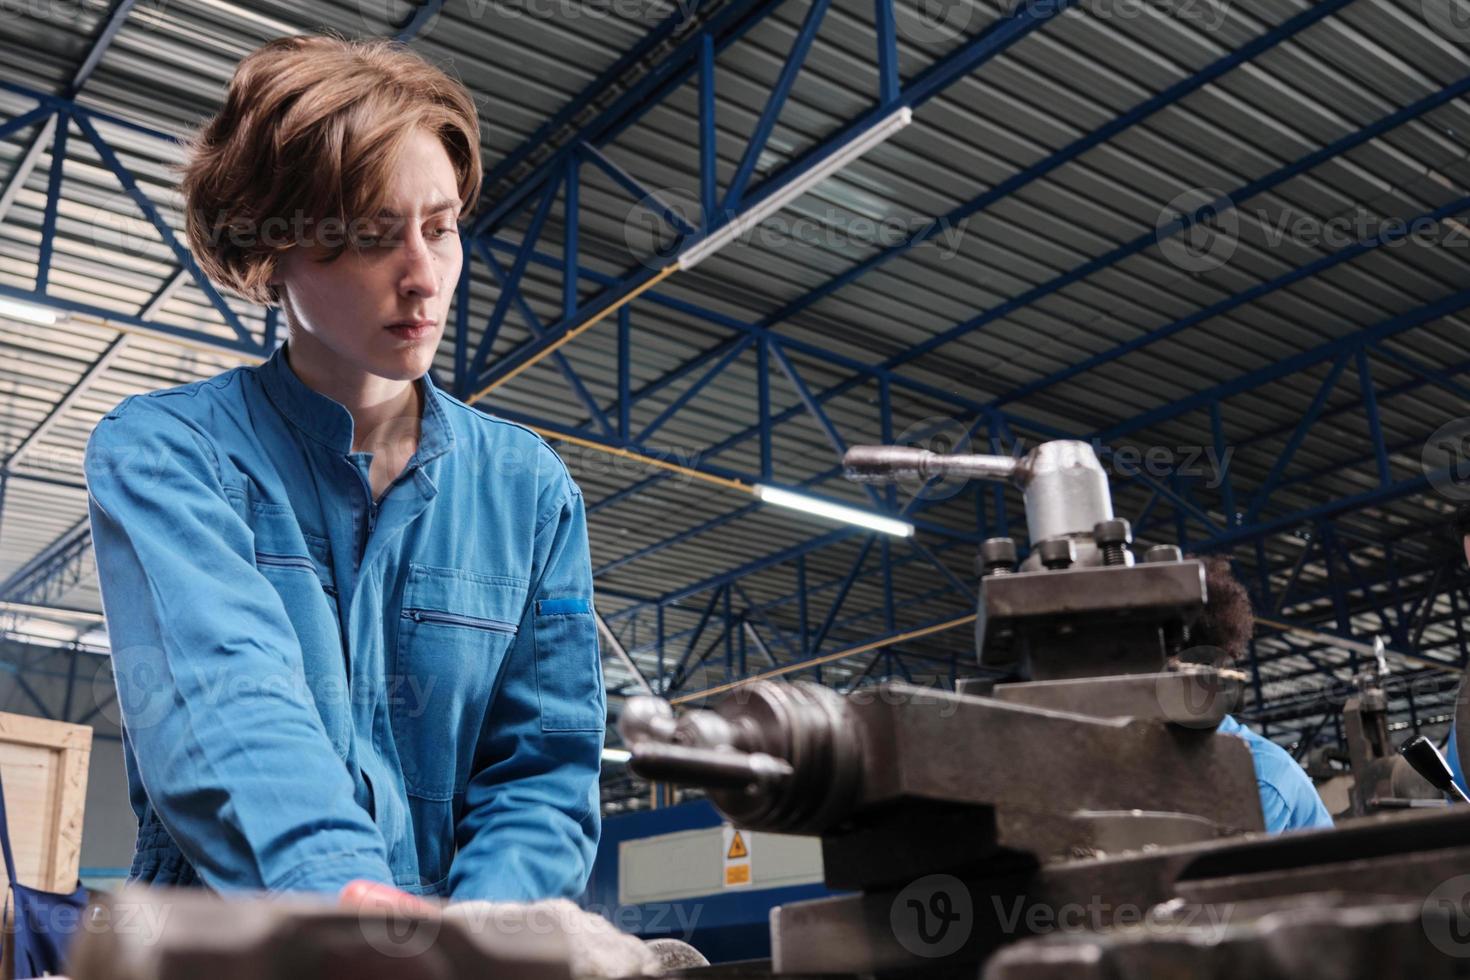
0, 0, 1467, 768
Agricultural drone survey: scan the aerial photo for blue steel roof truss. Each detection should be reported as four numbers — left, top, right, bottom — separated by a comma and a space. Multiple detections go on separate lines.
0, 0, 1467, 797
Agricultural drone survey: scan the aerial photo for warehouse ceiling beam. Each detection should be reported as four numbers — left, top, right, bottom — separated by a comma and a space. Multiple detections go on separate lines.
997, 194, 1470, 410
474, 0, 777, 233
3, 335, 128, 473
758, 0, 1360, 334
0, 520, 92, 608
477, 0, 747, 211
0, 0, 137, 227
527, 189, 1467, 575
879, 71, 1470, 379
472, 235, 616, 436
463, 0, 1080, 399
1099, 290, 1470, 445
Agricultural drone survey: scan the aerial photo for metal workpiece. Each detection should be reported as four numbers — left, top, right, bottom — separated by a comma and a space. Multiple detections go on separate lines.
842, 439, 1114, 559
70, 887, 575, 980
622, 681, 863, 834
625, 742, 794, 792
617, 694, 677, 744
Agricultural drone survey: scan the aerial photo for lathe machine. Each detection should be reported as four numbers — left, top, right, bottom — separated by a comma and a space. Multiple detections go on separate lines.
68, 439, 1470, 979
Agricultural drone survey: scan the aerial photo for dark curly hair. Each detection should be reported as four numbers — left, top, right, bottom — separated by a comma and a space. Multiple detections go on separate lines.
1184, 555, 1255, 663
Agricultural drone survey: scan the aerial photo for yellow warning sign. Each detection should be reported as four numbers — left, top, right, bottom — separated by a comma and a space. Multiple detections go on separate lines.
721, 823, 753, 889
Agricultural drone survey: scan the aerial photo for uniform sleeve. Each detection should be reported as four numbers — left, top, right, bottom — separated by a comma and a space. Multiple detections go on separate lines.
85, 399, 394, 894
448, 458, 604, 903
1256, 756, 1334, 833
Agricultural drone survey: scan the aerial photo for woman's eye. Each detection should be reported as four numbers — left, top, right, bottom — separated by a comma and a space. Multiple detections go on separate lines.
429, 226, 457, 240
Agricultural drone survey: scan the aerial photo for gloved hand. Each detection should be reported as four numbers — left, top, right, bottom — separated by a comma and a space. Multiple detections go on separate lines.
442, 897, 665, 978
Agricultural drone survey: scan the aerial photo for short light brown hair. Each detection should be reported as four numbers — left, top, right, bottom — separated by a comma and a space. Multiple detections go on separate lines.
180, 35, 482, 306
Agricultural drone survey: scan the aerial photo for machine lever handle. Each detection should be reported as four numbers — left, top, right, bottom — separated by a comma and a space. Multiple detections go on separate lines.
1399, 735, 1470, 803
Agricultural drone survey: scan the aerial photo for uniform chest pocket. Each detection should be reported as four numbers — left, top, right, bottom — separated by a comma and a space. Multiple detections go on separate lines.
393, 563, 528, 800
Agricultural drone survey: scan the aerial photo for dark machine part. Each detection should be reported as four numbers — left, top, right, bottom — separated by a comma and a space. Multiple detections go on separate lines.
1401, 735, 1470, 804
974, 557, 1205, 680
69, 887, 575, 980
623, 681, 862, 834
616, 438, 1470, 978
624, 679, 1263, 864
1333, 639, 1445, 816
768, 807, 1470, 976
983, 891, 1468, 980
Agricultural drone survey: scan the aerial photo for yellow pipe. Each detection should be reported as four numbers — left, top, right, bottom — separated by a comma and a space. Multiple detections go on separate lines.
669, 613, 978, 705
466, 264, 679, 406
518, 425, 755, 497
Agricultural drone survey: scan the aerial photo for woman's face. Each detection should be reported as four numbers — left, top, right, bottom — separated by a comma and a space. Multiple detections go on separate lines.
274, 127, 463, 385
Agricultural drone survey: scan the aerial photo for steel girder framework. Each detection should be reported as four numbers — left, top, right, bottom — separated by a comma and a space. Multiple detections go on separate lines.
0, 0, 1467, 769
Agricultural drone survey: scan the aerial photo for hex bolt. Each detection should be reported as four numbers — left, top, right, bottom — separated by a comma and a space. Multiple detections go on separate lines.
1093, 518, 1133, 567
1144, 544, 1184, 564
976, 537, 1017, 578
1037, 537, 1076, 571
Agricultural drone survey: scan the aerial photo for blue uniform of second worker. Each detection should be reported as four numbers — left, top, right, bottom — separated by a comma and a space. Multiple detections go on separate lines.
1218, 715, 1334, 833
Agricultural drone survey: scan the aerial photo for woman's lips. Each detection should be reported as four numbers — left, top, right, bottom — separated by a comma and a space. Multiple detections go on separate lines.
386, 319, 435, 341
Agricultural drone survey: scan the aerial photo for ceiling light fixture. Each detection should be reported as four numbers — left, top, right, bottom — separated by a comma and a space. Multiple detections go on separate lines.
0, 298, 58, 325
755, 484, 914, 537
676, 106, 913, 271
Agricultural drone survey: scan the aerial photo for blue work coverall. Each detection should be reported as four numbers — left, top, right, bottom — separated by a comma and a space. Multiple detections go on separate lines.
1218, 715, 1334, 832
83, 343, 604, 900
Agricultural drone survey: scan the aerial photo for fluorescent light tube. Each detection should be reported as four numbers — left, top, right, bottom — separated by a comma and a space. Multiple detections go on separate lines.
677, 106, 913, 271
756, 484, 914, 537
0, 298, 58, 325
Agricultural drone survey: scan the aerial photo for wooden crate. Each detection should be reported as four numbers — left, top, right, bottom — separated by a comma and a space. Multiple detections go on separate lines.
0, 712, 92, 980
0, 708, 91, 893
0, 712, 92, 891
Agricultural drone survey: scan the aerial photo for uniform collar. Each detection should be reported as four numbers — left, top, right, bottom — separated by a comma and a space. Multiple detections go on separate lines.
257, 342, 454, 465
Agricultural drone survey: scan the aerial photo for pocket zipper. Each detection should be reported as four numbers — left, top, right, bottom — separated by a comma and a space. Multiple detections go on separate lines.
402, 608, 518, 635
256, 552, 319, 573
